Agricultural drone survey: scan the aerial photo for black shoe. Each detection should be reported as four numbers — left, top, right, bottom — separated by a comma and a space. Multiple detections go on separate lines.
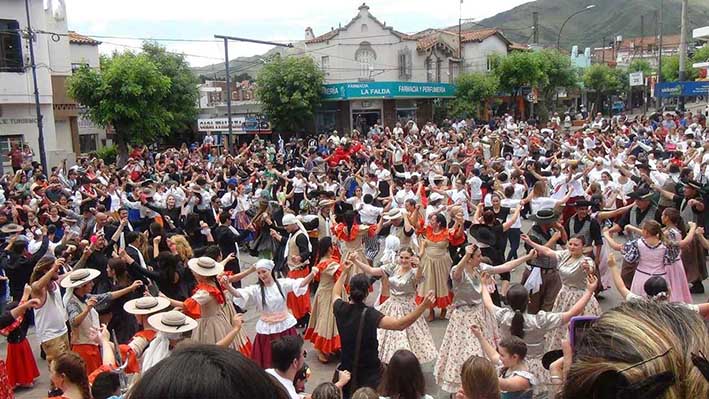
48, 388, 63, 398
690, 282, 705, 294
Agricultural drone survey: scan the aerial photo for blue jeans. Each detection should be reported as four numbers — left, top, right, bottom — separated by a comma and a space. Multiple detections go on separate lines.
506, 228, 521, 261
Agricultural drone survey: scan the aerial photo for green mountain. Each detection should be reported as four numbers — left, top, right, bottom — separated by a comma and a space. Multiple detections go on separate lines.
471, 0, 709, 50
191, 47, 286, 80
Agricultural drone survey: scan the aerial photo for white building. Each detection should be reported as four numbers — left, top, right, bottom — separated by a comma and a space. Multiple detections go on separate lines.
0, 0, 102, 169
302, 4, 512, 133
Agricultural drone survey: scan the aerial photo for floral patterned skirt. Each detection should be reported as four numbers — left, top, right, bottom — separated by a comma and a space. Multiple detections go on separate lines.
545, 285, 601, 352
434, 304, 498, 393
377, 294, 437, 364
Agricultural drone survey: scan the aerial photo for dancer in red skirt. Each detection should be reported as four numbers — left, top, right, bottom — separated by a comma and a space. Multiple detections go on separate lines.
275, 214, 313, 327
224, 258, 317, 368
0, 286, 40, 398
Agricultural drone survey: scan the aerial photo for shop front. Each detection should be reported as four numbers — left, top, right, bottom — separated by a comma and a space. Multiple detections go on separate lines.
316, 81, 454, 134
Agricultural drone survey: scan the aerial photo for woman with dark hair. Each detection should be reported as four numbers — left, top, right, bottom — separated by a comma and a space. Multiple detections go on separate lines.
331, 210, 381, 287
521, 234, 602, 352
417, 211, 465, 322
50, 352, 92, 399
305, 237, 343, 363
1, 286, 40, 393
106, 258, 140, 343
479, 272, 597, 383
332, 260, 434, 399
127, 344, 291, 399
224, 258, 316, 368
378, 349, 430, 399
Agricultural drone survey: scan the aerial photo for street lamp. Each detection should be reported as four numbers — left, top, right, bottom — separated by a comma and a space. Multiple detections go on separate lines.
556, 4, 596, 50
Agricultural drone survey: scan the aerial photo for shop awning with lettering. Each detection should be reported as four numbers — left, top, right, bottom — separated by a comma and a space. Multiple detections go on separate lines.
322, 81, 456, 101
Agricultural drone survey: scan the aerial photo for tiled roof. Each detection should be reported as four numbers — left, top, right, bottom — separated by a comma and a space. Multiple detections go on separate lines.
509, 42, 530, 51
460, 28, 499, 43
68, 31, 101, 45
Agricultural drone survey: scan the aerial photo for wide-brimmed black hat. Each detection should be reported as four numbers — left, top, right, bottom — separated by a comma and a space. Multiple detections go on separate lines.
542, 349, 564, 370
529, 209, 560, 224
684, 180, 703, 191
469, 225, 497, 247
627, 188, 653, 200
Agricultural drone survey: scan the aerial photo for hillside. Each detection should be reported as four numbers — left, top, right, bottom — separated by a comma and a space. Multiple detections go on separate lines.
191, 46, 288, 80
472, 0, 709, 50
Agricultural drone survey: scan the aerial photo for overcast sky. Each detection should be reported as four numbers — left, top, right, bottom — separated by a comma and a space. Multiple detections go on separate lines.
65, 0, 532, 67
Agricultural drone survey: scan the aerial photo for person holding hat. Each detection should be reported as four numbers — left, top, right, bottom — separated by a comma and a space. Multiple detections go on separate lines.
63, 267, 143, 374
166, 256, 252, 357
223, 258, 317, 368
118, 295, 170, 375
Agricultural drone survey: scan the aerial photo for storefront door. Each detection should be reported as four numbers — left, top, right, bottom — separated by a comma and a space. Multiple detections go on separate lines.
352, 111, 381, 134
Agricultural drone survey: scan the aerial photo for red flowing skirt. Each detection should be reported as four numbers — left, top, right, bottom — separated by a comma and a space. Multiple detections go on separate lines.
6, 339, 39, 387
286, 268, 311, 320
304, 328, 341, 355
250, 327, 297, 369
0, 361, 12, 399
72, 344, 102, 375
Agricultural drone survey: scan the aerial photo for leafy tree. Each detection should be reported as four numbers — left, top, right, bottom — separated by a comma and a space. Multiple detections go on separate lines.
233, 72, 253, 82
583, 64, 623, 113
68, 52, 172, 165
535, 49, 578, 118
661, 54, 698, 82
628, 59, 652, 75
142, 42, 199, 137
256, 55, 324, 132
493, 51, 545, 112
449, 72, 499, 119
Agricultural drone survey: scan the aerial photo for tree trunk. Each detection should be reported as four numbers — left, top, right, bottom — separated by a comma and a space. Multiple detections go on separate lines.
114, 129, 129, 167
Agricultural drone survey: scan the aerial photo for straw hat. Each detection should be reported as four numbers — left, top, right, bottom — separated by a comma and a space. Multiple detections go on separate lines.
0, 224, 24, 234
187, 257, 224, 277
383, 208, 404, 221
60, 268, 101, 289
148, 311, 198, 334
123, 296, 170, 315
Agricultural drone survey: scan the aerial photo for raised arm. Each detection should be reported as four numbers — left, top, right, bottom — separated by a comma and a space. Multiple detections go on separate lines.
352, 257, 386, 278
31, 258, 64, 294
378, 290, 434, 331
502, 204, 522, 231
520, 234, 556, 258
471, 325, 500, 364
606, 253, 631, 300
109, 280, 143, 300
488, 250, 537, 274
217, 315, 244, 348
602, 229, 624, 251
678, 222, 697, 249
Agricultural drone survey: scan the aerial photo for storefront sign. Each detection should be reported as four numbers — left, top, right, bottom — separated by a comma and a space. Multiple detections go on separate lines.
0, 118, 38, 125
322, 81, 455, 101
654, 81, 709, 98
629, 71, 644, 87
197, 117, 246, 132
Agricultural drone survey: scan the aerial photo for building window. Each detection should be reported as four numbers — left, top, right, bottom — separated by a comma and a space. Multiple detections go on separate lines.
71, 63, 89, 73
79, 134, 97, 153
396, 108, 416, 125
426, 55, 441, 83
486, 55, 493, 72
398, 49, 411, 80
0, 135, 24, 165
355, 42, 376, 81
0, 20, 23, 73
320, 56, 329, 72
361, 24, 368, 33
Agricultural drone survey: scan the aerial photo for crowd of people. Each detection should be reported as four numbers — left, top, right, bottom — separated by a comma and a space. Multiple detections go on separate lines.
0, 106, 709, 399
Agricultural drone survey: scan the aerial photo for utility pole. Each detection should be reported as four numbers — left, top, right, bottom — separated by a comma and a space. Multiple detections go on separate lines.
214, 35, 291, 150
602, 36, 607, 63
640, 15, 644, 58
532, 12, 539, 45
678, 0, 688, 110
24, 0, 47, 173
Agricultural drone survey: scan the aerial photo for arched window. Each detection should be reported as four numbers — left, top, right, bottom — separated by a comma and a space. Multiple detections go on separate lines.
355, 42, 376, 80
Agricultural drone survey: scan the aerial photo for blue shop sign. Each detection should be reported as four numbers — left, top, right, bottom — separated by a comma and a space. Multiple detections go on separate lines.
322, 81, 456, 100
654, 81, 709, 98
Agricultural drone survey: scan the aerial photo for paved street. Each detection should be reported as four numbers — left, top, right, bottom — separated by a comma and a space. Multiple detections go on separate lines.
5, 219, 709, 399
